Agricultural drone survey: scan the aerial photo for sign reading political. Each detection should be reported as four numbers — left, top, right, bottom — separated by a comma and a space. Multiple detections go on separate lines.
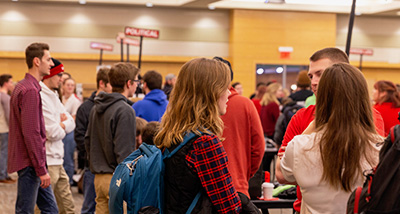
125, 27, 160, 39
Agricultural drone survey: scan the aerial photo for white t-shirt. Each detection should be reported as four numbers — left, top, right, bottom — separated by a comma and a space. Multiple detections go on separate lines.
62, 94, 81, 117
280, 132, 380, 214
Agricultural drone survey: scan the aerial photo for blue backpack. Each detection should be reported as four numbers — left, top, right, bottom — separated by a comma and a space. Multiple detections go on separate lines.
109, 132, 201, 214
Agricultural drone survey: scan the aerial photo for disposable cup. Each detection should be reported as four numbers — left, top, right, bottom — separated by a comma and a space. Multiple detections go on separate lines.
262, 182, 274, 199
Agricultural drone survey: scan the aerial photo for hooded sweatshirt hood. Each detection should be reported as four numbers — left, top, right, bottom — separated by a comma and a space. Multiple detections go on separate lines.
95, 92, 127, 114
132, 89, 168, 122
144, 89, 168, 106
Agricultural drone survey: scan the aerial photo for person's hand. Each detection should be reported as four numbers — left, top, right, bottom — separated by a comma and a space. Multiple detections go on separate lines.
60, 122, 66, 130
60, 113, 67, 122
39, 173, 51, 189
302, 120, 315, 135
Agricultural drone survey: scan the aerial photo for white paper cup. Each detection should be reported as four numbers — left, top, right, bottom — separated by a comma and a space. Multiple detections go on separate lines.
262, 182, 274, 199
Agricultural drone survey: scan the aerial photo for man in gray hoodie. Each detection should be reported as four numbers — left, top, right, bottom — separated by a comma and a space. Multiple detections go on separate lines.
85, 62, 140, 214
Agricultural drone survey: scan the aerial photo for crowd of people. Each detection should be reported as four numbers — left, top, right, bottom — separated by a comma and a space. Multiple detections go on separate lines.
2, 42, 400, 214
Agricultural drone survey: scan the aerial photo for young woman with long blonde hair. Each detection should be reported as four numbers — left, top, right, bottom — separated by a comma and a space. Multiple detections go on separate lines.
260, 82, 282, 138
277, 63, 381, 213
155, 58, 249, 213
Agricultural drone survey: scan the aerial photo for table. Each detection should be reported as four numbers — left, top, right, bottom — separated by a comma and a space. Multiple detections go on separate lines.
251, 199, 295, 213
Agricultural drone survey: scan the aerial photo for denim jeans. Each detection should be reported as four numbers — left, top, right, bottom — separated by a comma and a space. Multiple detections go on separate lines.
0, 132, 8, 180
16, 167, 58, 214
62, 131, 76, 184
81, 168, 97, 214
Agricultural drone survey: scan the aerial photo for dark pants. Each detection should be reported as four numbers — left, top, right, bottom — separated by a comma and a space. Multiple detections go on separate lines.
63, 132, 76, 185
81, 168, 97, 214
16, 167, 58, 214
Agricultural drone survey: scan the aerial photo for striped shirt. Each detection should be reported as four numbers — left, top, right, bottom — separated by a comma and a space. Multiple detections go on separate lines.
8, 73, 47, 176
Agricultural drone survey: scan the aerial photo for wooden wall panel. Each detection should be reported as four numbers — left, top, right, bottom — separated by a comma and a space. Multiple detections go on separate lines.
230, 10, 336, 97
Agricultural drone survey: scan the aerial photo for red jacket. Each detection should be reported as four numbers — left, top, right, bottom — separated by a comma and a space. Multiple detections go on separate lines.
221, 87, 265, 197
374, 102, 400, 136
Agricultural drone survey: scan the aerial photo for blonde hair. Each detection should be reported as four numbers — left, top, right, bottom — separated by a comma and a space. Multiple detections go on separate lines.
154, 58, 231, 149
315, 63, 378, 192
260, 83, 281, 106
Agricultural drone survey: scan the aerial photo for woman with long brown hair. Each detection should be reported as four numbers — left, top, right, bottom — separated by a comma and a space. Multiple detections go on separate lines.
276, 63, 381, 213
373, 80, 400, 136
154, 58, 248, 213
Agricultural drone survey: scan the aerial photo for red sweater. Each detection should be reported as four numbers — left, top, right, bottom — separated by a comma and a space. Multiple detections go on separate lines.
221, 87, 265, 197
260, 102, 280, 137
374, 102, 400, 136
251, 99, 261, 115
278, 105, 385, 212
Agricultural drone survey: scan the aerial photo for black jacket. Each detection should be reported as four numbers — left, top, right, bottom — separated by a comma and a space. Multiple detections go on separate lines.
75, 91, 96, 169
164, 136, 217, 214
164, 136, 260, 214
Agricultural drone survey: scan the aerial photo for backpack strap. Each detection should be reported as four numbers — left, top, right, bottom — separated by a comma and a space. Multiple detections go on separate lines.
354, 186, 362, 214
164, 131, 203, 158
186, 191, 202, 214
390, 125, 396, 144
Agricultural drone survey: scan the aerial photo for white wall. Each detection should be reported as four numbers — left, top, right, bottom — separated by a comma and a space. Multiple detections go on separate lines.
337, 14, 400, 63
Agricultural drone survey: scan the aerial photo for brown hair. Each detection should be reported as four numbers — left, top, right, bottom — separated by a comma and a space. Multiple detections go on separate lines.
25, 43, 50, 69
136, 117, 148, 137
109, 62, 140, 93
310, 47, 349, 63
142, 122, 161, 145
0, 74, 12, 87
96, 67, 110, 89
374, 80, 400, 108
154, 58, 231, 149
254, 83, 267, 100
143, 70, 162, 90
315, 63, 378, 192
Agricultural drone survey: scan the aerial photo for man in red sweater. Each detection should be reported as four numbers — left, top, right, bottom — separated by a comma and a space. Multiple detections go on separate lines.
275, 47, 385, 213
215, 57, 265, 198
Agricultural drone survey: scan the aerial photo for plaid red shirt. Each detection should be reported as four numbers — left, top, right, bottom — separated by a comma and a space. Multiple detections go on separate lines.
186, 134, 242, 213
8, 73, 47, 176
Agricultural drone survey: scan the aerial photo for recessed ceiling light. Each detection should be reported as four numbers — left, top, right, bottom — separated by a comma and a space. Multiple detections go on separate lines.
208, 5, 215, 10
79, 0, 86, 4
256, 68, 264, 75
12, 0, 18, 2
146, 2, 153, 7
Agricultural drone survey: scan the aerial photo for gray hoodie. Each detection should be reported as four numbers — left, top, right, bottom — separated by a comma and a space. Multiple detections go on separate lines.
85, 92, 136, 174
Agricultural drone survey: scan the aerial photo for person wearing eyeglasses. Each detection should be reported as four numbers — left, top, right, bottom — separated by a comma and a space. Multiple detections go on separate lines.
132, 70, 169, 122
39, 58, 76, 213
85, 62, 140, 213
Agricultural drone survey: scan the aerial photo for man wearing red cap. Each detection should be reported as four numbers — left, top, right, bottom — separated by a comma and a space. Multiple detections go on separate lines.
9, 43, 59, 213
38, 57, 76, 213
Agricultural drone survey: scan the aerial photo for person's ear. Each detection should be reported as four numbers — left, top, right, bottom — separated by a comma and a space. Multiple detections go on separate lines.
33, 57, 41, 67
99, 80, 105, 88
126, 80, 133, 89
